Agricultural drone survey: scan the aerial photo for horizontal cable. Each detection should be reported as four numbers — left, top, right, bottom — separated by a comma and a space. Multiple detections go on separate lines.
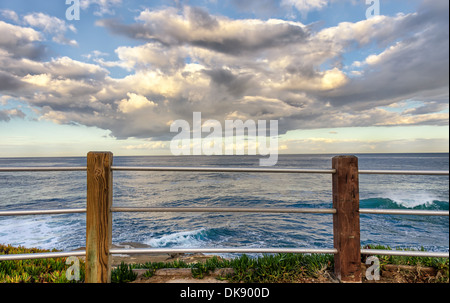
112, 166, 336, 174
361, 249, 449, 258
109, 247, 337, 255
0, 250, 86, 261
360, 209, 449, 216
0, 167, 86, 172
359, 170, 449, 176
0, 208, 86, 216
111, 207, 336, 214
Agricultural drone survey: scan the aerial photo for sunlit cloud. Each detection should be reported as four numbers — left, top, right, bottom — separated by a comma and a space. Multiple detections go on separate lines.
0, 0, 448, 155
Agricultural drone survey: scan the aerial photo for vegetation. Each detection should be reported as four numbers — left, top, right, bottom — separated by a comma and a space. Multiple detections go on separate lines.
122, 246, 449, 283
1, 243, 448, 283
363, 244, 449, 268
0, 244, 85, 283
362, 244, 449, 283
111, 261, 137, 283
126, 253, 333, 282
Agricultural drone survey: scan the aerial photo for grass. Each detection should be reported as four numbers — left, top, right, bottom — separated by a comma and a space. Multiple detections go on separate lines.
1, 243, 448, 283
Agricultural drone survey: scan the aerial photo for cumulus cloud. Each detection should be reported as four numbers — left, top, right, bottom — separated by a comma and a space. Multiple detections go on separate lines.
117, 93, 157, 113
0, 71, 26, 92
0, 1, 448, 141
321, 8, 449, 111
101, 42, 187, 72
0, 21, 45, 59
23, 12, 78, 46
97, 6, 309, 56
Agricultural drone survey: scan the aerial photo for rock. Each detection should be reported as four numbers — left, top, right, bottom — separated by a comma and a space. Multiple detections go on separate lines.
170, 253, 185, 259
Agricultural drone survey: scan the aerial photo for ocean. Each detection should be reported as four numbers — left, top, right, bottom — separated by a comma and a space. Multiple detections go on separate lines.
0, 153, 448, 255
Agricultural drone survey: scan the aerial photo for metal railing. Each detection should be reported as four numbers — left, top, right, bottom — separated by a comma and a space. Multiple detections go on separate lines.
0, 153, 448, 283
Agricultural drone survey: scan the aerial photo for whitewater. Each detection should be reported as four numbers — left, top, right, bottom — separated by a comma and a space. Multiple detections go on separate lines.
0, 153, 448, 254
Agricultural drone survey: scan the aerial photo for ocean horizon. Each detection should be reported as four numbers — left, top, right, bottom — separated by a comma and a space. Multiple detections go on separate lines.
0, 153, 448, 256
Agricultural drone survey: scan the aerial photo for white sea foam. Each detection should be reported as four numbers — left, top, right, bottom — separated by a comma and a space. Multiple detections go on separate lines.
144, 228, 208, 248
0, 216, 84, 250
0, 217, 59, 249
383, 191, 445, 208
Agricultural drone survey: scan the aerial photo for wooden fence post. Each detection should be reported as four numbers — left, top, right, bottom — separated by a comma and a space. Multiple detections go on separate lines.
86, 152, 113, 283
332, 155, 362, 283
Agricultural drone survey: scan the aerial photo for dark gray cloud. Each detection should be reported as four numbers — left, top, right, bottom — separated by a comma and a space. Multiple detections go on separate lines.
187, 6, 219, 29
0, 2, 448, 141
203, 69, 254, 98
97, 7, 309, 56
0, 21, 47, 60
404, 102, 448, 116
0, 71, 25, 92
95, 18, 152, 42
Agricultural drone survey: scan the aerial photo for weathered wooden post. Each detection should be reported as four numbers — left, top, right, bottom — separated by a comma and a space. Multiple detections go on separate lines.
332, 155, 362, 283
86, 152, 113, 283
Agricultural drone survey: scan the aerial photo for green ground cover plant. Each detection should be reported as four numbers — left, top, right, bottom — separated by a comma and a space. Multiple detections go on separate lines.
1, 244, 448, 283
0, 244, 85, 283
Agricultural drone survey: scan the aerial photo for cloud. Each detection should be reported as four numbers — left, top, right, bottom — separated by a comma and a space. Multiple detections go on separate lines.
44, 56, 108, 80
82, 50, 109, 60
106, 42, 187, 72
0, 95, 12, 105
281, 0, 328, 15
0, 20, 45, 59
0, 9, 19, 23
0, 2, 448, 142
23, 13, 78, 46
97, 6, 309, 56
80, 0, 122, 16
311, 2, 449, 116
0, 71, 26, 92
402, 102, 448, 116
0, 17, 110, 114
230, 0, 339, 18
0, 108, 26, 122
117, 93, 157, 113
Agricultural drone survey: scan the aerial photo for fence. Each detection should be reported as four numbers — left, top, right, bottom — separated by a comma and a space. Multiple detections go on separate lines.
0, 152, 448, 283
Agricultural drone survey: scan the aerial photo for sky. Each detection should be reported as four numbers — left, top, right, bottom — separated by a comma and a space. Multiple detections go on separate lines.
0, 0, 448, 157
